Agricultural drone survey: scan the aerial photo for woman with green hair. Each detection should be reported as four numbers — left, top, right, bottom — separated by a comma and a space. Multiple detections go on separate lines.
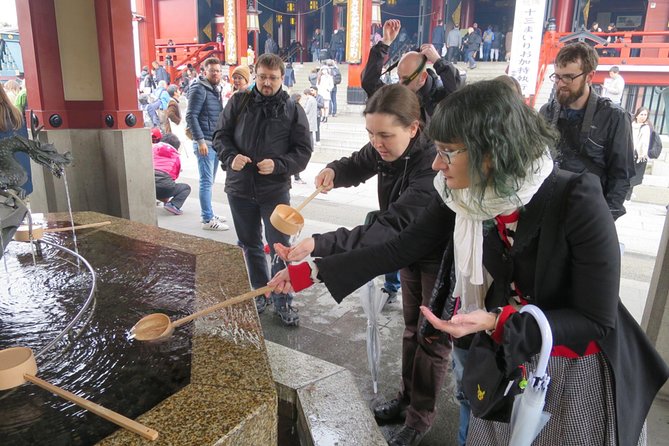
269, 80, 667, 446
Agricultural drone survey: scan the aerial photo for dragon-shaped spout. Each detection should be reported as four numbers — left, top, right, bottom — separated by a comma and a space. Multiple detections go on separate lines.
1, 116, 73, 256
0, 135, 73, 194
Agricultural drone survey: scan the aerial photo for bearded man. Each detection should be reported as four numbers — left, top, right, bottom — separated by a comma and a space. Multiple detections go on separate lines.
540, 42, 634, 220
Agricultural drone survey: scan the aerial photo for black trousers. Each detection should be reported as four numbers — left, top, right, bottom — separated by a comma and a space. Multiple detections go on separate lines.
155, 170, 191, 209
398, 265, 452, 433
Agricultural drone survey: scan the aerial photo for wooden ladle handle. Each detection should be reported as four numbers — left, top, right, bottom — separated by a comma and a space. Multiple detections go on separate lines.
173, 285, 275, 328
24, 374, 159, 441
294, 186, 325, 212
45, 221, 112, 233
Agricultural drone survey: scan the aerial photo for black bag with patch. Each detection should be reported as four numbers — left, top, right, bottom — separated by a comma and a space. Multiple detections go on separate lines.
332, 67, 342, 85
461, 332, 525, 422
649, 130, 663, 159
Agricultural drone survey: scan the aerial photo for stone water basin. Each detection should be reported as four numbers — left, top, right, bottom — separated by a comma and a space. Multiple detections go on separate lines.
0, 212, 276, 445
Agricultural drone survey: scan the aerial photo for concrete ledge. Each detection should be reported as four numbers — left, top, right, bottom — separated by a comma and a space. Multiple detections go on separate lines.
266, 341, 386, 446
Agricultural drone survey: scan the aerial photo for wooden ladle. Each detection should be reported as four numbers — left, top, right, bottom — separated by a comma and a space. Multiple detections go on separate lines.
130, 285, 274, 342
270, 186, 324, 235
0, 346, 158, 441
14, 221, 112, 241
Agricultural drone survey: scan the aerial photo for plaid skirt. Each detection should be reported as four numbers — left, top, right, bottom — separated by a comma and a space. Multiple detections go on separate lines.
467, 352, 647, 446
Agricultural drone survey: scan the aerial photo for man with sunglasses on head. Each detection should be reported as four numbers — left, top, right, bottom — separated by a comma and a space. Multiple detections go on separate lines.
213, 53, 312, 326
362, 19, 462, 123
540, 42, 634, 220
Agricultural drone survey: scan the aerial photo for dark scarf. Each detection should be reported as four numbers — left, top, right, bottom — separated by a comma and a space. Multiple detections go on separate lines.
253, 87, 290, 119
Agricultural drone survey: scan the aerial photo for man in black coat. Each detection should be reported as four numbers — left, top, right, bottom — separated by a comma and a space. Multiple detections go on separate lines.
214, 54, 312, 325
362, 19, 462, 123
539, 42, 634, 220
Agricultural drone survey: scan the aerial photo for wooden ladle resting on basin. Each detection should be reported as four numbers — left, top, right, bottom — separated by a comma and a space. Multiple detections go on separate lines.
0, 347, 159, 441
14, 221, 112, 241
131, 285, 274, 341
270, 186, 325, 236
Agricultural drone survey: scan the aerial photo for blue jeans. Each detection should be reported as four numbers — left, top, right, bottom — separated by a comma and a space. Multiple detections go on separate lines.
147, 100, 162, 127
452, 346, 471, 446
193, 142, 218, 222
330, 86, 337, 116
335, 48, 344, 63
384, 270, 401, 293
228, 192, 293, 307
482, 42, 492, 61
465, 50, 476, 68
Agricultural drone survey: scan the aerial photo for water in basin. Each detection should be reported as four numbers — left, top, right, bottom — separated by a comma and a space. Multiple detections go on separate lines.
0, 230, 196, 445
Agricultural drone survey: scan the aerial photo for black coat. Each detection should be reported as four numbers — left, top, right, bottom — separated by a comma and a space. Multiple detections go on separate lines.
540, 90, 634, 220
314, 169, 668, 446
213, 88, 312, 203
312, 132, 443, 265
361, 42, 461, 122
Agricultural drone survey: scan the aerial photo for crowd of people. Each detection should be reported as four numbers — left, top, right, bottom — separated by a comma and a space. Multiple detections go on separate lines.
125, 20, 669, 446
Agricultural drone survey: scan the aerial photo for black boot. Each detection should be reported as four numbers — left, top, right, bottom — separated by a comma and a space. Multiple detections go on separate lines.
373, 397, 408, 423
388, 425, 429, 446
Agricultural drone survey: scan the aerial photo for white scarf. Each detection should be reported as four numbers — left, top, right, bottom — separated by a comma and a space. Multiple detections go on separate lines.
434, 150, 554, 313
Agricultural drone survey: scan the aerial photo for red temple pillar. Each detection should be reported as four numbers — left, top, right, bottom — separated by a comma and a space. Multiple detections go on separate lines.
429, 0, 445, 40
135, 0, 156, 73
461, 0, 475, 28
15, 0, 154, 224
554, 0, 576, 33
96, 0, 145, 130
346, 0, 371, 103
236, 0, 248, 66
642, 0, 669, 58
16, 0, 141, 130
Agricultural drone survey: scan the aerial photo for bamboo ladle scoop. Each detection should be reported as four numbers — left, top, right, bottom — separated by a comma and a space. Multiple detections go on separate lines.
130, 285, 274, 342
0, 346, 158, 441
270, 186, 325, 235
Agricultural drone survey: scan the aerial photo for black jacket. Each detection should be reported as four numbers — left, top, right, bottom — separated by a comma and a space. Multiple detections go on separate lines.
213, 88, 312, 203
185, 77, 223, 143
540, 90, 634, 220
314, 170, 668, 446
361, 42, 461, 121
312, 132, 443, 263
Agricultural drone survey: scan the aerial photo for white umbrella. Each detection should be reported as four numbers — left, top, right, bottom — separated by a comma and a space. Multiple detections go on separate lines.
359, 279, 388, 394
509, 305, 553, 446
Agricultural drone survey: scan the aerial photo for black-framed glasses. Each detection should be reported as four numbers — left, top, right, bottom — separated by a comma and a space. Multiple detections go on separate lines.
549, 72, 585, 84
436, 148, 467, 164
257, 74, 282, 82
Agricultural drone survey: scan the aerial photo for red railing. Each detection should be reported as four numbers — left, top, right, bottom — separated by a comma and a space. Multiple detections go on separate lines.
155, 42, 225, 84
531, 30, 669, 107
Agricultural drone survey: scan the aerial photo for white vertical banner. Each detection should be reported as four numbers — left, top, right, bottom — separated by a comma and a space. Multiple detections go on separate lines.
224, 0, 237, 65
508, 0, 548, 97
346, 0, 363, 63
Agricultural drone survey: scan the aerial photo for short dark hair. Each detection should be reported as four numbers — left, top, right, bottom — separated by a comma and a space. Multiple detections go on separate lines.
161, 133, 181, 150
256, 53, 285, 76
364, 84, 421, 129
167, 85, 179, 97
555, 42, 598, 74
609, 66, 620, 73
429, 80, 558, 207
203, 57, 221, 68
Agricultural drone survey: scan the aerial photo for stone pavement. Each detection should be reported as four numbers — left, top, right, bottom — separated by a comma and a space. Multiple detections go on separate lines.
157, 110, 669, 445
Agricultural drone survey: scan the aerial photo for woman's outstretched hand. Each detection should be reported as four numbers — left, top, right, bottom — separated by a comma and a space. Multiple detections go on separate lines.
274, 239, 315, 263
420, 307, 496, 338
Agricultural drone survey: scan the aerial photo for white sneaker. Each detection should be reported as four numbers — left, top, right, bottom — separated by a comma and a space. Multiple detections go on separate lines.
213, 215, 227, 222
202, 219, 229, 231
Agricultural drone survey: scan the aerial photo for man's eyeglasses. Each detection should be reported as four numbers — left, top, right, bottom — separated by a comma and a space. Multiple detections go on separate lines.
549, 72, 585, 84
436, 148, 467, 164
257, 74, 282, 82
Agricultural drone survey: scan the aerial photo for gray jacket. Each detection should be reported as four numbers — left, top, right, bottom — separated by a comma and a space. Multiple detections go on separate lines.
447, 28, 462, 48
